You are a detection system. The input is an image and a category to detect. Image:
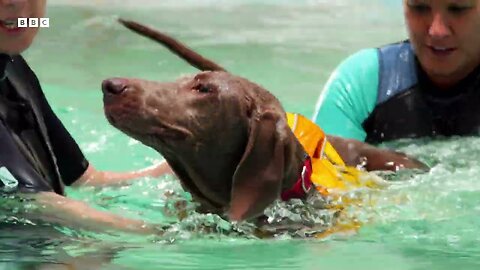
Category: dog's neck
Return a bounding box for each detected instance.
[164,146,244,208]
[281,138,309,192]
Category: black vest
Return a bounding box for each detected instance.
[363,41,480,144]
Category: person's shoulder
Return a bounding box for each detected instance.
[337,40,412,74]
[328,41,413,96]
[312,47,381,141]
[322,47,380,94]
[348,47,379,59]
[10,54,29,68]
[336,48,379,74]
[9,54,41,85]
[8,54,36,77]
[377,40,413,54]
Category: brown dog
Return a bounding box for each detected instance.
[101,19,426,223]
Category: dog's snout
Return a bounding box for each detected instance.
[102,78,128,95]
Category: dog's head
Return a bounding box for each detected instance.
[102,19,305,222]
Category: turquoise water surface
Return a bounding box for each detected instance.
[1,0,480,269]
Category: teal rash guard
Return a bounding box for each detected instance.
[312,49,379,141]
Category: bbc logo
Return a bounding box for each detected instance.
[17,18,50,28]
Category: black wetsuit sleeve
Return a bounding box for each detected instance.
[0,121,53,194]
[41,95,90,186]
[34,81,89,186]
[19,57,90,186]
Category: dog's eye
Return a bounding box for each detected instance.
[193,83,214,94]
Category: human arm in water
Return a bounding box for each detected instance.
[72,161,174,187]
[327,135,428,171]
[24,191,162,235]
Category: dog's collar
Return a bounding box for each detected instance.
[280,154,313,201]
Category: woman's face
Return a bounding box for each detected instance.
[0,0,47,55]
[404,0,480,88]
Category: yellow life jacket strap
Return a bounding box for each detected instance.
[286,112,357,193]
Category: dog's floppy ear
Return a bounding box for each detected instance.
[228,111,287,221]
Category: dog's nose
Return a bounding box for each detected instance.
[102,78,128,95]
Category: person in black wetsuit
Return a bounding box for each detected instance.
[312,0,480,144]
[0,0,172,234]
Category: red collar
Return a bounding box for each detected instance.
[280,155,313,201]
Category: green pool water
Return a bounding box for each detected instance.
[2,0,480,269]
